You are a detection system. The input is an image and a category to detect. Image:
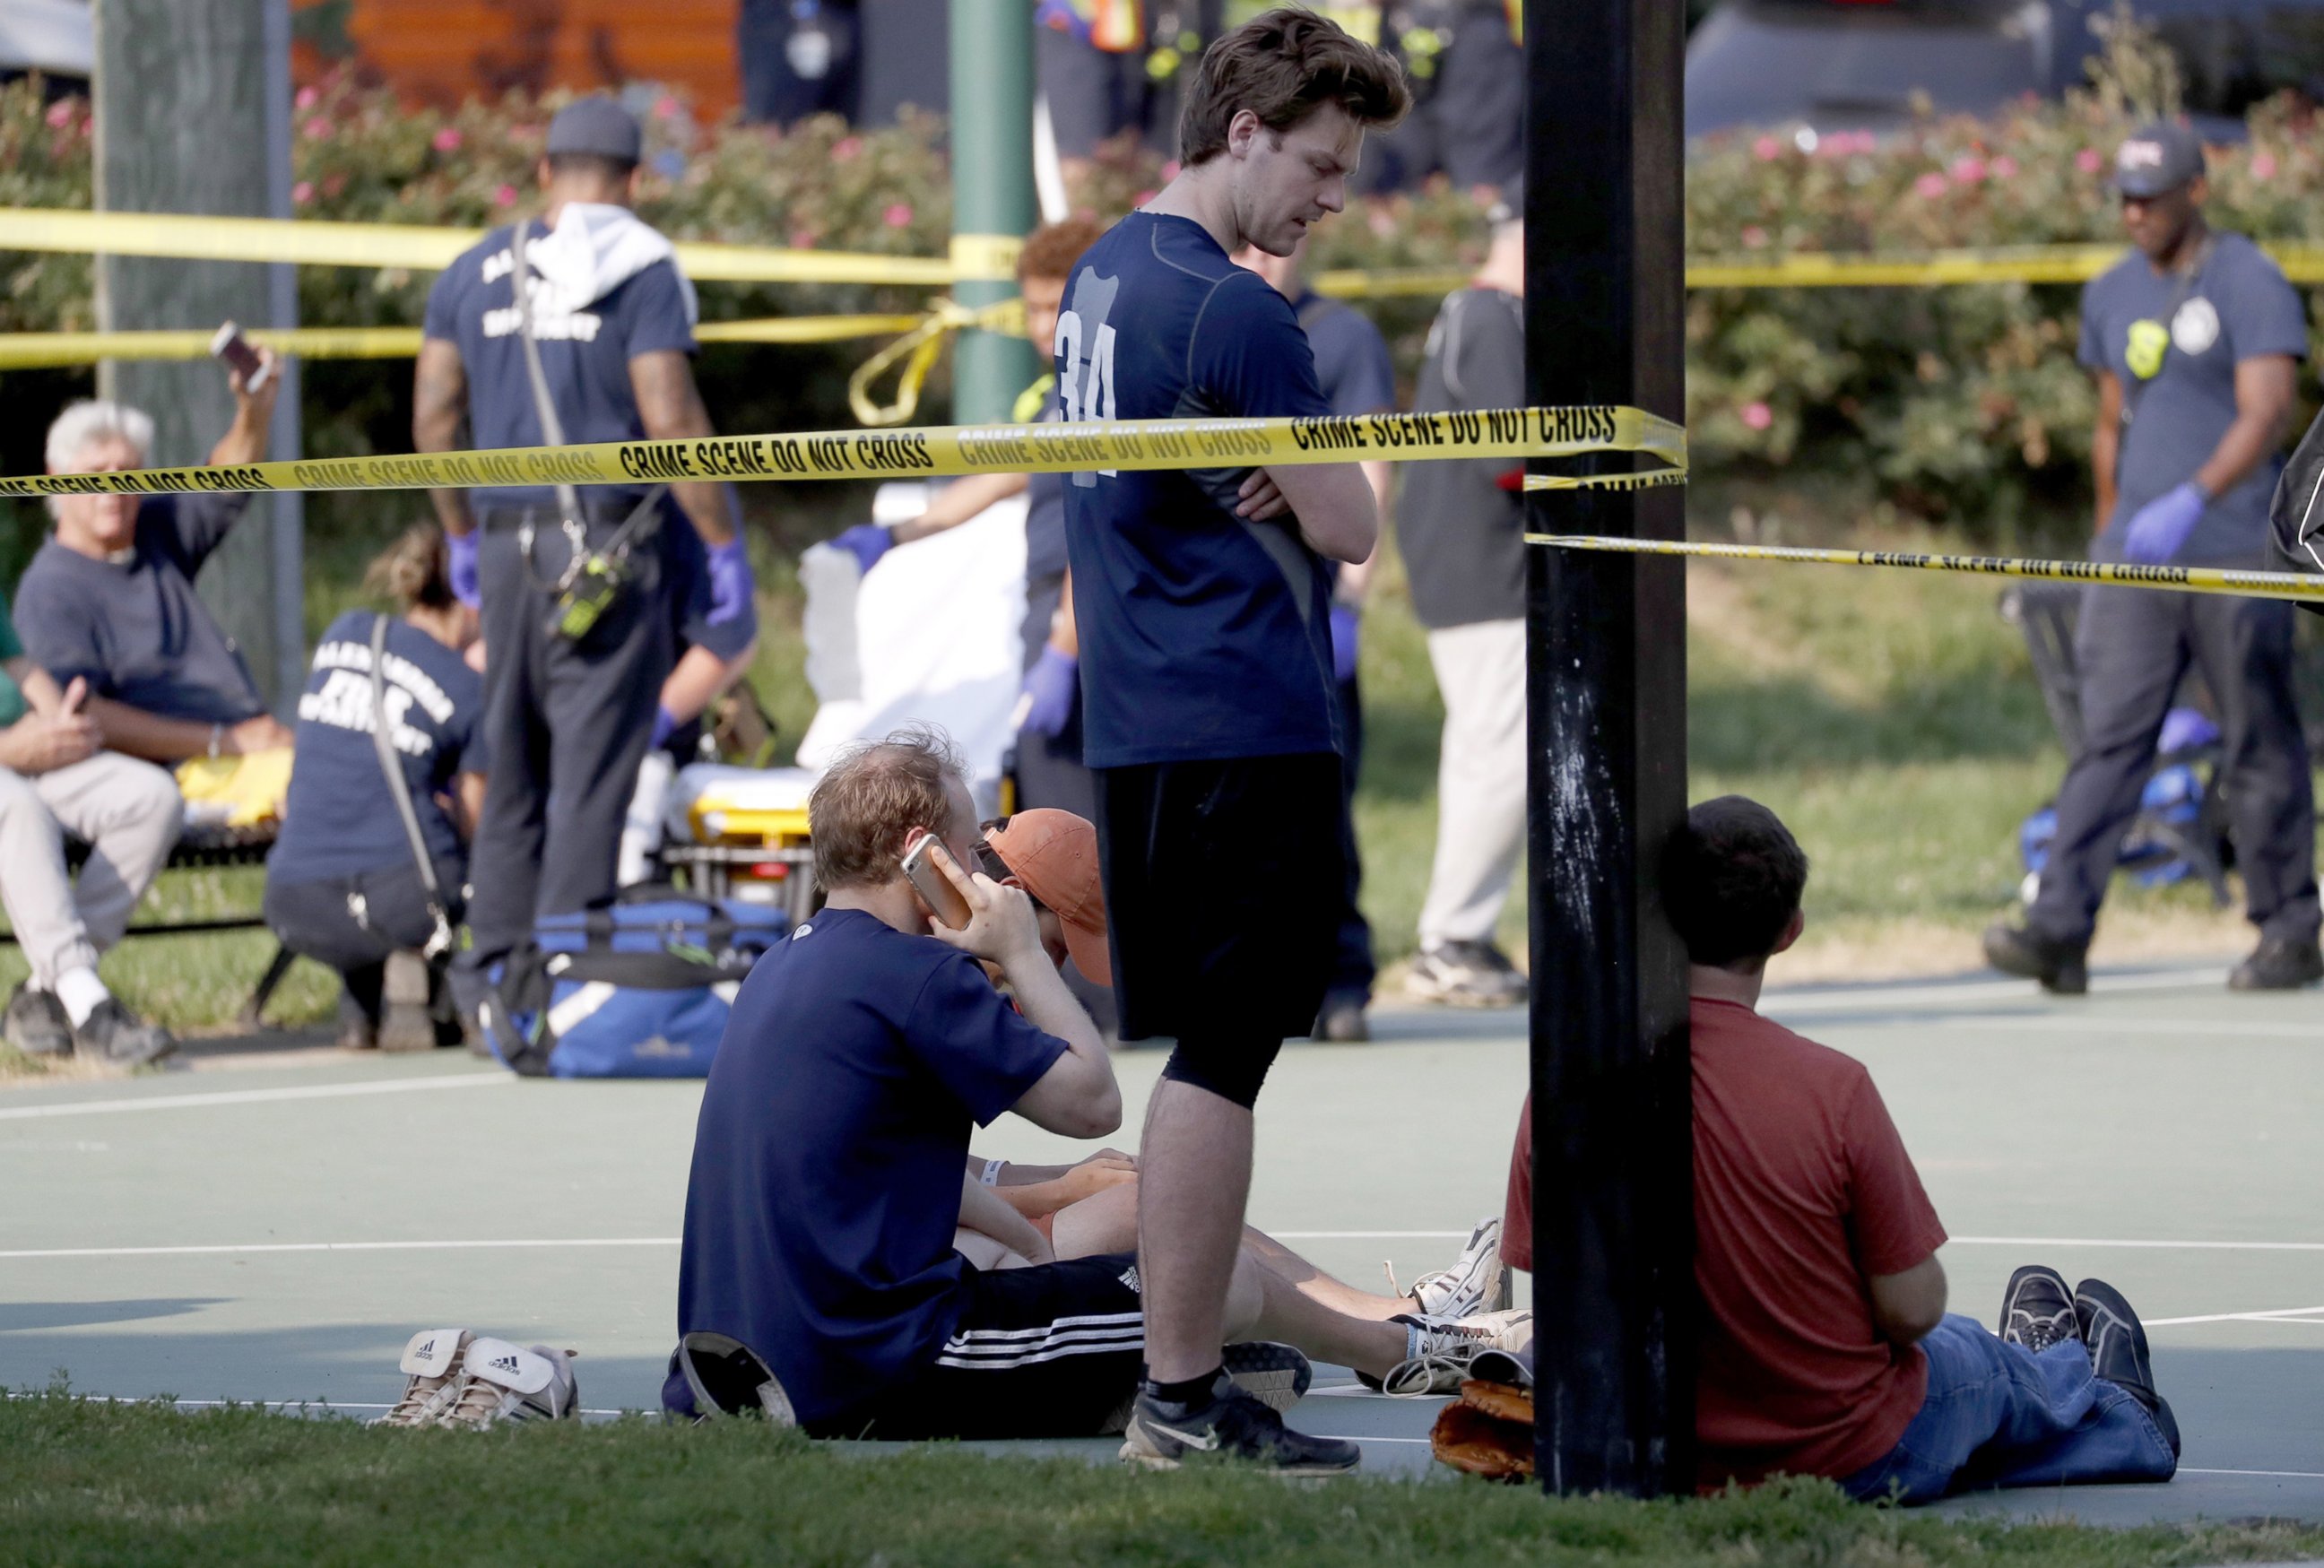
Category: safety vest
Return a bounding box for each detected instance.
[1037,0,1144,52]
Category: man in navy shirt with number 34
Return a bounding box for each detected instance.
[1057,7,1410,1473]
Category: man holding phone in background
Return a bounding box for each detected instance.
[1056,10,1408,1470]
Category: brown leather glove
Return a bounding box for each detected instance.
[1428,1380,1535,1481]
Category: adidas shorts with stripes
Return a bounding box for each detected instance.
[806,1252,1145,1441]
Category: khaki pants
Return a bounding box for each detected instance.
[0,752,183,987]
[1419,618,1527,949]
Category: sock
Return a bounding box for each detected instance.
[53,966,108,1029]
[1144,1368,1224,1409]
[1406,1322,1426,1361]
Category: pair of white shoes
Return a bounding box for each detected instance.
[375,1329,580,1429]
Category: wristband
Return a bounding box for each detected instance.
[980,1157,1006,1187]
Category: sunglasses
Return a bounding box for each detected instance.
[975,817,1046,910]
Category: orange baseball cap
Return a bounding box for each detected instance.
[984,809,1112,986]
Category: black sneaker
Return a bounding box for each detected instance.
[2229,936,2324,992]
[1311,992,1371,1044]
[72,998,176,1069]
[1981,920,2088,995]
[1998,1265,2079,1352]
[1119,1380,1360,1475]
[1222,1341,1313,1413]
[2074,1277,2181,1459]
[3,983,71,1057]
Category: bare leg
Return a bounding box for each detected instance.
[1049,1181,1140,1260]
[1138,1080,1253,1384]
[1242,1227,1413,1321]
[1219,1252,1407,1381]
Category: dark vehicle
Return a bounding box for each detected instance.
[1686,0,2324,140]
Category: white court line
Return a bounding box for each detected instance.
[0,1237,680,1260]
[1947,1236,2324,1252]
[1917,1017,2323,1040]
[0,1073,508,1121]
[2182,1468,2324,1481]
[1765,967,2223,1015]
[2146,1305,2324,1328]
[1269,1232,1468,1241]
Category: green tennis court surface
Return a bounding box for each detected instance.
[4,959,2320,1525]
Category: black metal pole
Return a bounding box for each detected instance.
[1523,0,1693,1499]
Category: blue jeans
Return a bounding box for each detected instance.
[1841,1315,2177,1503]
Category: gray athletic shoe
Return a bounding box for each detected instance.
[1406,941,1527,1007]
[437,1337,579,1429]
[1406,1217,1505,1320]
[1119,1380,1359,1475]
[377,951,438,1053]
[374,1328,476,1428]
[72,998,175,1069]
[1381,1307,1535,1396]
[4,983,71,1057]
[1222,1340,1313,1413]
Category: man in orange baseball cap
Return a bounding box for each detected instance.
[977,810,1112,988]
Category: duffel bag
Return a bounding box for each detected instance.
[480,886,787,1079]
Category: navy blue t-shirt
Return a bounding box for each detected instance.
[673,906,1067,1426]
[15,494,266,725]
[1057,212,1340,767]
[1292,290,1396,420]
[2079,231,2309,567]
[422,221,697,515]
[267,611,488,886]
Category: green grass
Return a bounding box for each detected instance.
[5,1390,2320,1567]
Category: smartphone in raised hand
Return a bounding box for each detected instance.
[901,832,974,930]
[209,322,273,393]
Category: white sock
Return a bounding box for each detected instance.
[1406,1321,1426,1360]
[53,967,109,1028]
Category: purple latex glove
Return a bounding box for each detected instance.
[2157,705,2221,757]
[651,705,679,749]
[706,538,754,627]
[2121,481,2207,565]
[833,523,894,576]
[1329,603,1360,685]
[1019,645,1079,738]
[447,528,481,610]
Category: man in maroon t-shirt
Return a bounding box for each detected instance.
[1504,797,2180,1502]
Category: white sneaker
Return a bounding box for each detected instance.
[1381,1308,1534,1397]
[1405,1218,1505,1320]
[374,1328,476,1427]
[438,1337,580,1428]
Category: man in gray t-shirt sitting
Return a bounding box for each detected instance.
[1985,123,2319,994]
[18,363,295,775]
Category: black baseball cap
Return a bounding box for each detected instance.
[2112,122,2204,199]
[545,96,643,165]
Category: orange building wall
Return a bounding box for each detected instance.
[294,0,742,120]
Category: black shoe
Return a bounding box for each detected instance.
[3,983,71,1057]
[1222,1341,1313,1413]
[1998,1265,2079,1353]
[72,998,176,1069]
[1311,992,1371,1044]
[1119,1380,1360,1474]
[2229,936,2324,992]
[1981,920,2088,995]
[2074,1277,2181,1459]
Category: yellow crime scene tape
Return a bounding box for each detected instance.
[1687,242,2324,289]
[0,405,1685,499]
[1524,533,2324,604]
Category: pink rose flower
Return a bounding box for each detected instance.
[1914,171,1948,199]
[791,228,818,249]
[883,202,914,228]
[1160,160,1181,181]
[494,183,517,207]
[432,126,463,152]
[291,180,315,204]
[1949,155,1987,184]
[303,116,332,141]
[832,135,863,162]
[43,100,72,128]
[2076,148,2103,174]
[1741,224,1768,249]
[1741,402,1773,431]
[1753,134,1781,161]
[2253,152,2278,181]
[1990,154,2017,180]
[295,85,319,110]
[655,95,679,120]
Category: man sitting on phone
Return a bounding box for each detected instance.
[668,727,1527,1466]
[19,358,297,814]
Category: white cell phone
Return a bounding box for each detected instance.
[210,322,273,393]
[901,834,973,930]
